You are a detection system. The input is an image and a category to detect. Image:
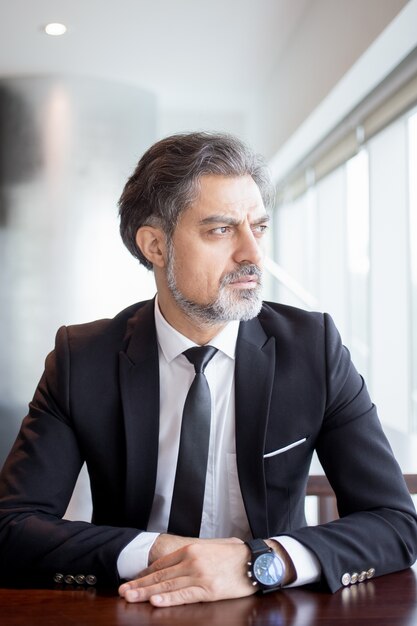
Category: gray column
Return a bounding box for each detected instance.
[0,76,156,463]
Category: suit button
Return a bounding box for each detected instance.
[85,575,97,585]
[75,575,85,585]
[64,575,75,585]
[53,573,64,584]
[350,572,359,584]
[358,571,367,582]
[341,573,351,586]
[366,568,375,579]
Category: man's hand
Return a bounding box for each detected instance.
[118,541,256,607]
[148,533,243,564]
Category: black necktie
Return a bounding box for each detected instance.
[167,345,218,536]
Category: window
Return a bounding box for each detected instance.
[270,106,417,434]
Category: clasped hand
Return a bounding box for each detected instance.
[118,535,255,607]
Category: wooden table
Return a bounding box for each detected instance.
[1,563,416,626]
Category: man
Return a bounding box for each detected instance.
[0,132,416,607]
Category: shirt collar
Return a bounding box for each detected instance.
[154,295,239,364]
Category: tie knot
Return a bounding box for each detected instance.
[183,345,218,374]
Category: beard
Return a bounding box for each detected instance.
[166,246,263,326]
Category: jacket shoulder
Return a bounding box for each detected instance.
[58,300,152,354]
[259,301,325,335]
[257,302,344,356]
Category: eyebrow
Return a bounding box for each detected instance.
[199,214,271,227]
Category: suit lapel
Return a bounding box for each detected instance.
[235,315,276,538]
[119,300,160,528]
[118,300,276,535]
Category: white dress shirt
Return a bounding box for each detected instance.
[117,298,320,586]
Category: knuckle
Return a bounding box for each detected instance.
[153,569,166,584]
[184,543,199,557]
[178,587,198,603]
[160,578,177,592]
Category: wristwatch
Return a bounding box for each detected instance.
[245,539,285,592]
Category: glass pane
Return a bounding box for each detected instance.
[273,189,318,308]
[346,150,370,379]
[316,166,347,339]
[409,110,417,432]
[367,119,409,433]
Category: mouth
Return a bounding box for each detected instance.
[221,265,263,291]
[228,275,260,288]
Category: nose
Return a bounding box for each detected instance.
[233,225,263,267]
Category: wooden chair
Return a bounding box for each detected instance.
[306,474,417,524]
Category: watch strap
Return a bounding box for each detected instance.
[245,538,272,557]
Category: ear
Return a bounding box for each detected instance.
[135,226,167,268]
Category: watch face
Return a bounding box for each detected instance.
[254,553,284,587]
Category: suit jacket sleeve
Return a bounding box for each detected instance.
[283,313,417,592]
[0,325,140,587]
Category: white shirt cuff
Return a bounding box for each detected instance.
[117,532,160,580]
[273,535,321,587]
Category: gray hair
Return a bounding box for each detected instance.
[118,131,275,269]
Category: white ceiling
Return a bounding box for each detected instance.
[0,0,309,111]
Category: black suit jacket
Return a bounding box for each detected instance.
[0,300,416,592]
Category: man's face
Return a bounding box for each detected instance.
[160,174,269,331]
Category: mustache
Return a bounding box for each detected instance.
[221,264,262,286]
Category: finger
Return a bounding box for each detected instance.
[123,576,193,603]
[119,560,189,598]
[149,586,207,607]
[119,552,185,597]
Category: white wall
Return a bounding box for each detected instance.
[250,0,408,158]
[157,106,246,141]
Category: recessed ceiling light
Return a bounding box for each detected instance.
[44,23,67,36]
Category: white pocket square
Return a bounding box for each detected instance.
[263,437,307,459]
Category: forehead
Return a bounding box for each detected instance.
[186,174,266,221]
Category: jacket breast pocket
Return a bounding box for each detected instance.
[263,437,307,459]
[263,435,312,490]
[263,435,312,532]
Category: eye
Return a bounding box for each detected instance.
[252,223,269,234]
[210,226,231,235]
